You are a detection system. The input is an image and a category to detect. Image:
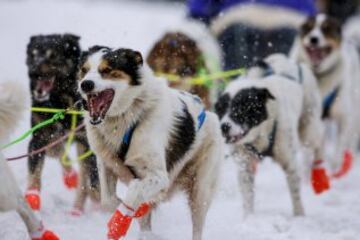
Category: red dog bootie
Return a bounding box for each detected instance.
[25,188,41,211]
[63,168,78,189]
[332,150,353,179]
[134,203,150,218]
[311,160,330,194]
[33,230,59,240]
[31,224,59,240]
[107,203,150,240]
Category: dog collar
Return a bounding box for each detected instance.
[256,60,303,84]
[322,87,340,119]
[244,121,277,159]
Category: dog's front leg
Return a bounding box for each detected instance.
[277,145,304,216]
[107,155,168,239]
[234,147,257,217]
[97,159,121,212]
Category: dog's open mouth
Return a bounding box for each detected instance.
[33,78,55,102]
[87,89,115,125]
[225,131,248,144]
[305,46,332,66]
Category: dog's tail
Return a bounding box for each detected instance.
[0,81,27,141]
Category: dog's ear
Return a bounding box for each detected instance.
[29,35,42,43]
[131,50,143,66]
[63,34,80,44]
[63,34,81,57]
[259,88,275,101]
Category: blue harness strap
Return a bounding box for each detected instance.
[122,126,134,145]
[197,109,206,130]
[322,87,339,118]
[118,124,137,160]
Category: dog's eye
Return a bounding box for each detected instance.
[32,49,38,57]
[46,49,53,58]
[301,22,314,36]
[80,67,88,74]
[100,67,112,74]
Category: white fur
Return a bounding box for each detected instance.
[80,59,223,240]
[0,81,43,237]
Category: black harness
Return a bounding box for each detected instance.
[243,61,301,158]
[245,121,277,159]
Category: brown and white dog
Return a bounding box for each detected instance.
[147,20,222,108]
[0,81,58,240]
[292,14,360,173]
[78,46,222,239]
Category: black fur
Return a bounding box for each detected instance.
[27,34,81,100]
[214,93,230,120]
[229,88,274,129]
[26,34,99,195]
[166,104,196,171]
[103,48,143,85]
[215,88,275,136]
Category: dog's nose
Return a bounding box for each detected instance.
[310,36,319,45]
[221,123,231,134]
[81,80,95,93]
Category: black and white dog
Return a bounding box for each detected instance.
[215,54,324,216]
[292,14,360,172]
[26,34,99,214]
[77,46,222,239]
[0,81,58,240]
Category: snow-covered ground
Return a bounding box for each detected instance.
[0,1,360,239]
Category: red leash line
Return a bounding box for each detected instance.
[6,124,85,161]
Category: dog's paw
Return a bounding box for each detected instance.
[63,168,78,189]
[107,209,133,240]
[25,188,41,211]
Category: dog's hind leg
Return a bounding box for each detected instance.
[27,137,46,191]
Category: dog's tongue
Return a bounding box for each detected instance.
[307,47,327,66]
[88,90,114,123]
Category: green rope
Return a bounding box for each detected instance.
[1,111,65,150]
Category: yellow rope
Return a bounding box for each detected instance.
[155,67,246,87]
[77,150,94,162]
[31,107,83,115]
[61,113,78,167]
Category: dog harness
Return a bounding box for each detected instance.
[245,121,277,159]
[322,87,339,119]
[257,60,304,84]
[117,108,207,176]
